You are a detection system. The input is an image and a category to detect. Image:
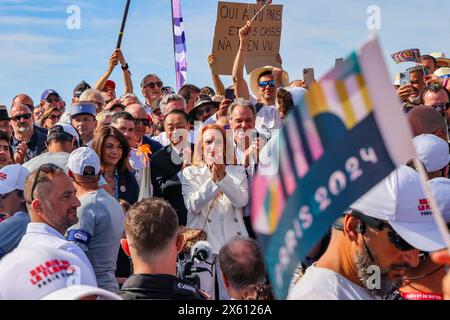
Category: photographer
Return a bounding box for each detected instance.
[119,198,204,300]
[397,66,426,107]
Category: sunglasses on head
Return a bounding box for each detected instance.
[11,113,32,122]
[143,81,163,89]
[29,163,61,202]
[258,80,276,88]
[134,118,151,127]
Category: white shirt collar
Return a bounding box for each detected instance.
[26,222,65,240]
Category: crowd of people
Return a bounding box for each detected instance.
[0,19,449,300]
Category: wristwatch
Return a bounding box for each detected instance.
[121,63,129,70]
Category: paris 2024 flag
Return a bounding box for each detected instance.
[251,37,416,299]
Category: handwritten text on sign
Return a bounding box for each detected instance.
[211,2,283,75]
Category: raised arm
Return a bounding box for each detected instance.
[208,54,226,96]
[95,50,118,91]
[232,21,251,100]
[116,49,133,94]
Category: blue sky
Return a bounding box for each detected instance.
[1,0,450,106]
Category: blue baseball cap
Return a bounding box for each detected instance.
[40,89,60,101]
[69,102,97,118]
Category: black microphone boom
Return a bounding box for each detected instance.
[116,0,131,49]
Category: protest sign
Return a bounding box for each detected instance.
[251,37,416,299]
[211,1,283,75]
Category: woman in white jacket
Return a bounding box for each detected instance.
[180,124,249,255]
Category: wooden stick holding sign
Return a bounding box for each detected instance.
[116,0,131,49]
[250,0,272,22]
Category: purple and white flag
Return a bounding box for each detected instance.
[172,0,187,91]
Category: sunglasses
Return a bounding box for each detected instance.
[143,81,163,89]
[49,114,61,121]
[46,96,61,103]
[258,80,276,88]
[134,118,151,127]
[29,163,61,202]
[431,102,450,112]
[357,213,415,252]
[195,105,214,117]
[11,113,32,122]
[0,190,17,200]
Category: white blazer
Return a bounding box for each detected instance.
[180,165,249,254]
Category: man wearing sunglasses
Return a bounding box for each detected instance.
[422,84,450,137]
[141,74,164,115]
[9,104,47,164]
[124,104,163,154]
[12,93,48,136]
[288,166,446,300]
[40,89,65,113]
[0,164,30,258]
[232,20,287,139]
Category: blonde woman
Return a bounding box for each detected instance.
[180,124,248,255]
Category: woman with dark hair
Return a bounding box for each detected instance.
[92,126,139,205]
[0,130,14,169]
[180,123,248,255]
[39,106,62,129]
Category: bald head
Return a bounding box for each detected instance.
[124,103,146,119]
[12,94,34,108]
[407,105,447,140]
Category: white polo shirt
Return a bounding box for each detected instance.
[18,223,97,284]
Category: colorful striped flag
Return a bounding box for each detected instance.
[251,37,417,299]
[171,0,187,91]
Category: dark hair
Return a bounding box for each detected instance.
[421,83,450,104]
[240,283,274,300]
[276,88,294,116]
[219,238,267,291]
[178,84,201,104]
[0,130,14,164]
[111,111,134,124]
[420,55,437,68]
[165,109,188,123]
[92,126,130,172]
[125,197,179,255]
[258,70,273,82]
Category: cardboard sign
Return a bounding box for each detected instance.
[211,1,283,75]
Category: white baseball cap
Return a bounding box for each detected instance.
[41,285,122,300]
[350,165,446,252]
[428,177,450,223]
[0,164,30,194]
[67,147,101,176]
[0,246,97,300]
[413,134,450,172]
[48,123,80,145]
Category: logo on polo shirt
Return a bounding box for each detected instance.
[418,199,432,216]
[0,172,7,181]
[29,259,72,289]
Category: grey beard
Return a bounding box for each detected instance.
[355,246,403,298]
[17,125,30,133]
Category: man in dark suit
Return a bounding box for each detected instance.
[151,110,191,226]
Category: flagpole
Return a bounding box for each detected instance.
[413,158,450,255]
[170,0,179,91]
[116,0,131,49]
[250,0,271,22]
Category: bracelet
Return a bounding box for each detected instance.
[121,63,129,70]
